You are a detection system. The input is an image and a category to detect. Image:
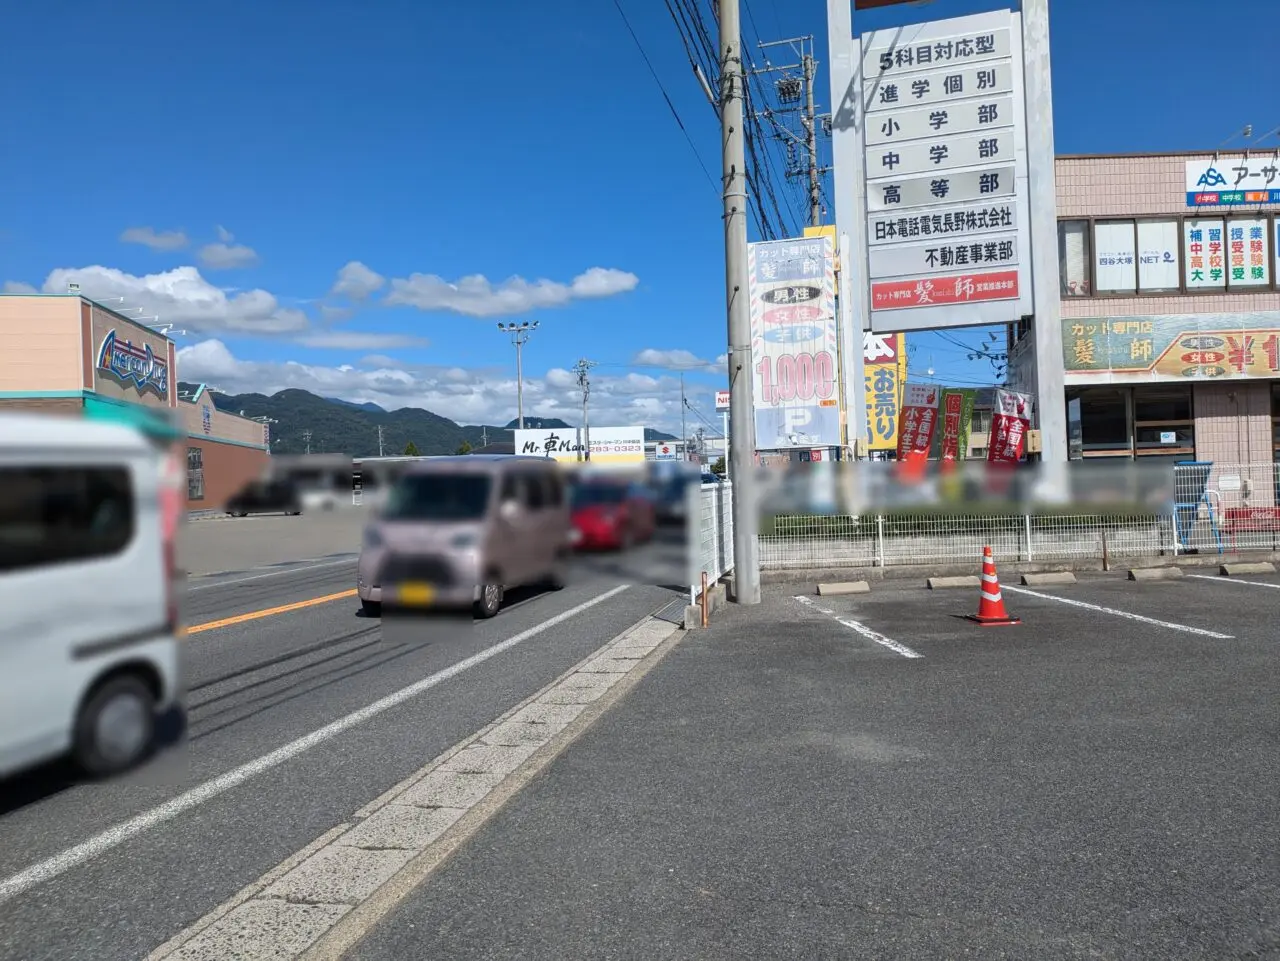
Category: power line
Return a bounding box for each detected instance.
[613,0,718,192]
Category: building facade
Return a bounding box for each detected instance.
[1007,152,1280,475]
[0,294,270,510]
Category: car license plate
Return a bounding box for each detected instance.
[396,582,435,606]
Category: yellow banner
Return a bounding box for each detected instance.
[864,333,908,450]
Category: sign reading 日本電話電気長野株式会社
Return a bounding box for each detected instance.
[853,9,1036,334]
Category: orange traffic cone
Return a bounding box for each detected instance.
[964,545,1021,626]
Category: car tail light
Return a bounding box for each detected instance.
[159,449,184,635]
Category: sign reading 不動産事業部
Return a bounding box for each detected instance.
[1185,155,1280,207]
[855,9,1035,334]
[96,329,169,398]
[746,235,841,450]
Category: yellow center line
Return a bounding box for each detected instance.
[186,589,359,636]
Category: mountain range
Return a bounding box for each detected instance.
[184,383,676,457]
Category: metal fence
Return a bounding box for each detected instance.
[690,481,734,603]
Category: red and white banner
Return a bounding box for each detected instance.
[896,383,940,468]
[938,390,965,471]
[871,270,1019,311]
[987,388,1032,465]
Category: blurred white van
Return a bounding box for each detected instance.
[0,412,184,779]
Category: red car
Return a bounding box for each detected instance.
[570,479,656,550]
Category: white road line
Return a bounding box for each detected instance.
[0,584,630,907]
[1188,574,1280,590]
[1001,585,1234,638]
[187,557,356,591]
[794,595,922,659]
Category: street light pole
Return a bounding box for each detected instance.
[496,321,539,430]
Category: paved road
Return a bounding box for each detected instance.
[0,531,689,961]
[348,570,1280,961]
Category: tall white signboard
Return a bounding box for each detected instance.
[856,10,1035,334]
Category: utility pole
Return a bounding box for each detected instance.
[377,425,385,458]
[572,358,596,461]
[302,430,312,456]
[721,0,761,605]
[751,36,831,227]
[680,373,688,463]
[496,321,539,430]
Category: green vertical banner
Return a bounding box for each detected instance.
[936,388,976,471]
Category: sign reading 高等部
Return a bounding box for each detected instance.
[856,9,1035,334]
[747,235,841,449]
[1185,155,1280,207]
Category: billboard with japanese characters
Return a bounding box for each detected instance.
[863,332,909,450]
[747,235,842,449]
[1062,312,1280,385]
[1184,155,1280,207]
[853,9,1035,333]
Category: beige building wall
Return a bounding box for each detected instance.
[0,296,83,392]
[178,399,269,449]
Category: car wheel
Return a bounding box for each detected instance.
[475,582,503,619]
[72,674,156,778]
[361,599,382,617]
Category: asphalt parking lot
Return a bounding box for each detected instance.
[348,567,1280,961]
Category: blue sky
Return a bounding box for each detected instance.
[2,0,1276,432]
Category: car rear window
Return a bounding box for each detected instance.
[383,473,493,521]
[572,483,627,507]
[0,466,135,573]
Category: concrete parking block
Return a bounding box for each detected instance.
[337,804,467,851]
[1128,567,1184,581]
[397,769,506,809]
[1020,571,1077,586]
[1221,562,1276,576]
[263,845,414,905]
[437,742,540,776]
[816,581,871,596]
[165,899,351,961]
[927,575,981,590]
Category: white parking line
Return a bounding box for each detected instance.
[0,584,630,907]
[187,557,357,591]
[794,595,922,659]
[1188,574,1280,590]
[1001,586,1234,638]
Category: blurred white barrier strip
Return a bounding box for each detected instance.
[794,595,922,659]
[1002,586,1234,638]
[0,585,630,907]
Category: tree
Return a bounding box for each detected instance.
[711,456,726,477]
[403,441,421,456]
[456,440,473,455]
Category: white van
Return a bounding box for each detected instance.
[0,412,184,779]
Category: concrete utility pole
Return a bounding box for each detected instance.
[752,36,831,228]
[680,372,688,462]
[720,0,761,605]
[496,321,539,430]
[377,425,385,458]
[572,358,596,462]
[302,430,312,456]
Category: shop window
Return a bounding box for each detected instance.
[1058,220,1091,297]
[1184,218,1226,290]
[0,467,134,573]
[1072,387,1131,456]
[1226,217,1271,289]
[187,447,205,501]
[1136,218,1180,292]
[1134,385,1193,456]
[1093,221,1137,294]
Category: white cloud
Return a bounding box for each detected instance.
[175,339,709,432]
[199,243,260,270]
[330,261,386,301]
[3,280,38,294]
[294,331,429,350]
[633,348,725,375]
[39,265,308,334]
[383,266,639,317]
[121,226,189,251]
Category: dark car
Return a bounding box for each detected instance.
[225,478,302,517]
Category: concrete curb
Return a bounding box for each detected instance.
[1128,567,1184,581]
[1220,561,1276,576]
[816,581,871,596]
[684,577,730,629]
[927,575,981,590]
[1020,571,1077,586]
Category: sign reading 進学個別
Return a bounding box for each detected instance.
[854,10,1035,334]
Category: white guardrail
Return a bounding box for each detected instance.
[690,480,734,605]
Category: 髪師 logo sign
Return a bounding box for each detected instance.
[96,329,169,398]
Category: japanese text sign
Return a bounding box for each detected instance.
[863,332,907,450]
[1185,155,1280,206]
[987,388,1031,466]
[896,382,941,464]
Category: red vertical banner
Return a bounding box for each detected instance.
[896,383,940,480]
[938,390,965,474]
[987,388,1032,466]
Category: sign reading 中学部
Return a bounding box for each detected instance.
[856,9,1034,334]
[746,235,841,450]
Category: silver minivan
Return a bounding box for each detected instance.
[357,455,573,618]
[0,412,184,779]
